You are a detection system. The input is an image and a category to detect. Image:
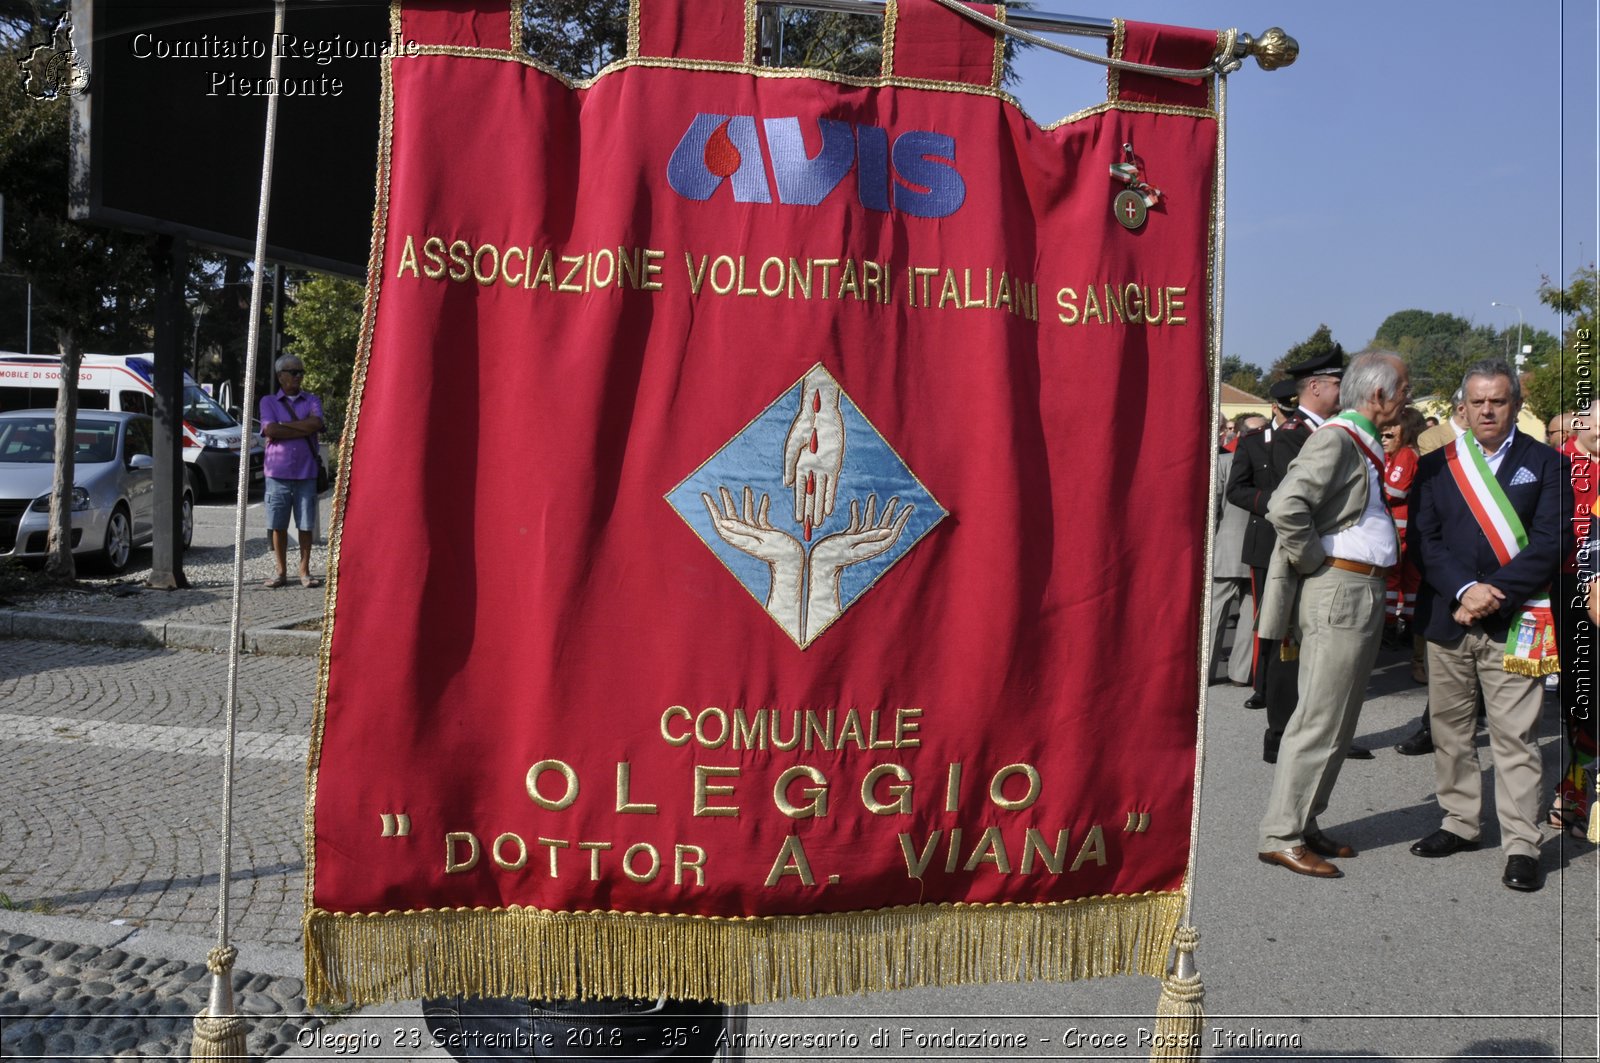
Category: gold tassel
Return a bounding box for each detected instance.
[189,945,249,1060]
[1588,804,1599,845]
[190,1014,248,1060]
[1148,925,1204,1063]
[1279,641,1298,662]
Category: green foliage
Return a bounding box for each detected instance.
[283,274,363,445]
[1526,265,1599,421]
[1371,309,1508,401]
[1266,324,1344,385]
[0,36,154,350]
[1219,354,1264,396]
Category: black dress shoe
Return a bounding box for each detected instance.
[1410,829,1478,858]
[1395,728,1433,756]
[1303,829,1356,859]
[1345,744,1375,760]
[1503,855,1541,892]
[1243,692,1266,710]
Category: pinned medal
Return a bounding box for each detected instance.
[1110,144,1162,231]
[1113,188,1147,230]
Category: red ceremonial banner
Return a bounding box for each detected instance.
[306,0,1222,1006]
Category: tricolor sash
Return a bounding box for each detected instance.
[1325,411,1385,479]
[1444,435,1559,676]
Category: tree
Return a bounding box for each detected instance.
[1526,264,1598,421]
[1371,309,1502,400]
[519,0,629,79]
[519,0,1027,82]
[1,25,156,577]
[282,274,362,449]
[1266,324,1344,385]
[1219,353,1264,396]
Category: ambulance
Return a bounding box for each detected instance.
[0,353,264,496]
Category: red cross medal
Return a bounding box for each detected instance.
[1114,188,1147,230]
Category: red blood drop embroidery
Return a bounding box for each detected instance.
[703,122,741,178]
[809,429,818,454]
[813,392,822,413]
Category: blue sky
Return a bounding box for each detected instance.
[1010,1,1598,369]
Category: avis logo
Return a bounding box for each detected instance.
[667,114,966,219]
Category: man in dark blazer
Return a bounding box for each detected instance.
[1226,386,1295,710]
[1409,359,1573,893]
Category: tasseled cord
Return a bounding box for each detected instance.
[1149,926,1205,1062]
[1588,804,1599,844]
[189,2,287,1059]
[190,946,248,1060]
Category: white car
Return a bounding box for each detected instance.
[0,409,193,573]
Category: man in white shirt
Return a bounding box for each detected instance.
[1255,352,1411,878]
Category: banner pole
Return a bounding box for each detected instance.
[758,0,1297,67]
[190,0,287,1058]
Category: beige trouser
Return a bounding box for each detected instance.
[1426,629,1545,858]
[1209,576,1254,685]
[1259,565,1386,851]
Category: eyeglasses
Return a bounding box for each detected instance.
[281,368,305,376]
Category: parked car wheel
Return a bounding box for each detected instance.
[100,504,133,573]
[181,488,195,551]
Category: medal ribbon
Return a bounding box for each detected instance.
[1109,160,1163,207]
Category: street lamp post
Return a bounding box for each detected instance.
[1490,300,1525,369]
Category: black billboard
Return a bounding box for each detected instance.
[69,0,391,276]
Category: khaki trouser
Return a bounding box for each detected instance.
[1259,565,1386,851]
[1426,629,1545,858]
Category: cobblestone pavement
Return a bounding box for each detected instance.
[0,932,322,1060]
[0,636,336,1060]
[1,640,311,944]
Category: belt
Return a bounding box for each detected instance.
[1327,557,1389,577]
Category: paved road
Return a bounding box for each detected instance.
[0,560,1595,1060]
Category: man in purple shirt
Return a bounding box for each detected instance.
[259,354,325,588]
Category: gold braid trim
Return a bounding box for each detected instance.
[989,4,1006,91]
[625,0,641,60]
[304,892,1184,1007]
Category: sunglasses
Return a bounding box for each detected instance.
[281,368,305,376]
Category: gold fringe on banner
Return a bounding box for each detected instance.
[1148,925,1204,1062]
[1588,804,1599,845]
[1502,655,1560,678]
[304,892,1184,1007]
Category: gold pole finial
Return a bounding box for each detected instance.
[1242,27,1298,71]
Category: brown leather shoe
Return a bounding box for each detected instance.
[1258,845,1343,878]
[1303,829,1356,859]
